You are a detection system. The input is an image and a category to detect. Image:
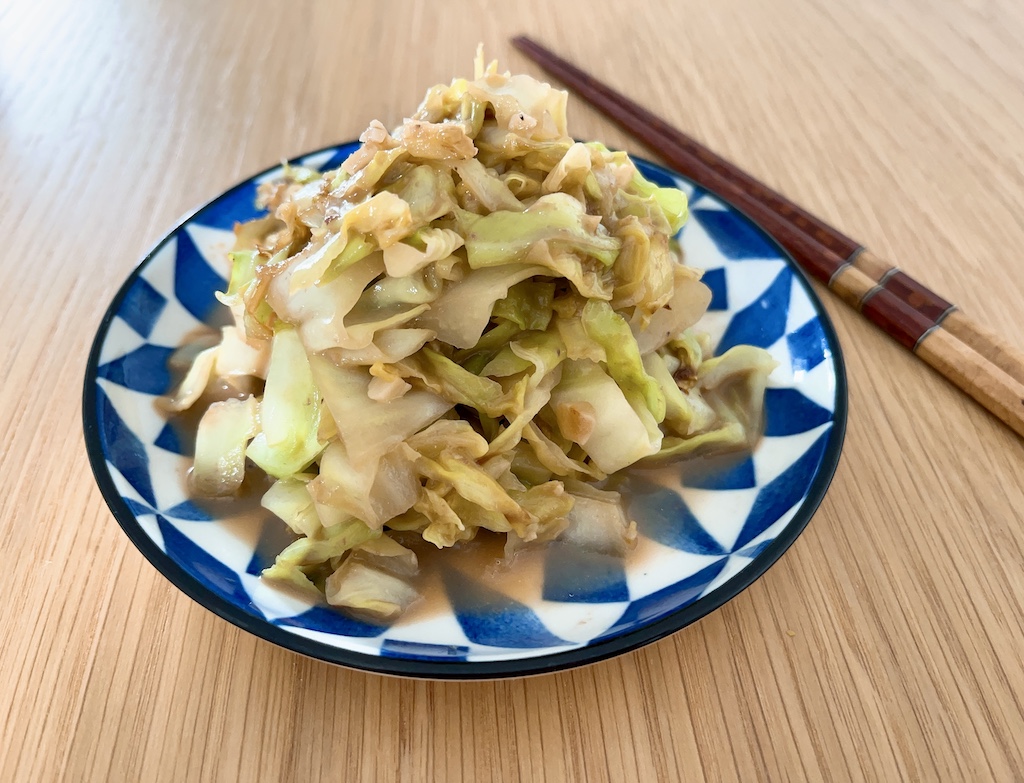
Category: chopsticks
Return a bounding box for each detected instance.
[511,35,1024,439]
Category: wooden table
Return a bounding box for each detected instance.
[3,0,1024,779]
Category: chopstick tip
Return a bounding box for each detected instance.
[510,34,539,52]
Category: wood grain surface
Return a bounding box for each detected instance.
[2,0,1024,780]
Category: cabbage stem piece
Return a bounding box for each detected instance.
[190,396,258,496]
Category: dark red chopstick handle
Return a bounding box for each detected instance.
[878,270,955,324]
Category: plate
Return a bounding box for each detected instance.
[83,142,846,679]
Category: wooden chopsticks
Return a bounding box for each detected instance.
[511,35,1024,439]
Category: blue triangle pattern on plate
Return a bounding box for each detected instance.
[275,605,385,638]
[733,430,830,550]
[692,207,778,260]
[626,479,727,556]
[735,538,774,558]
[595,559,727,641]
[541,544,630,603]
[123,496,154,518]
[118,277,167,339]
[196,181,263,230]
[680,456,757,490]
[153,422,185,454]
[379,639,470,661]
[97,344,174,395]
[444,570,569,648]
[764,388,834,437]
[162,500,213,521]
[716,267,792,351]
[702,267,728,311]
[174,229,227,322]
[157,515,262,616]
[96,386,156,506]
[244,549,269,577]
[787,317,829,372]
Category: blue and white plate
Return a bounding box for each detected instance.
[83,142,846,679]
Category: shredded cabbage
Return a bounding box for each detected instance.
[165,52,777,621]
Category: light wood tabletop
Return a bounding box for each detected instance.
[3,0,1024,780]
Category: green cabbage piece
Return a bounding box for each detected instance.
[522,422,604,480]
[339,147,408,200]
[415,488,473,548]
[630,169,689,235]
[226,249,257,297]
[479,345,533,377]
[397,347,524,418]
[308,354,452,464]
[190,396,258,496]
[460,193,621,268]
[555,316,607,363]
[699,345,778,436]
[389,163,459,223]
[382,227,464,278]
[642,351,698,437]
[270,255,385,353]
[287,191,414,291]
[260,563,319,595]
[416,452,527,526]
[513,481,574,531]
[549,359,662,474]
[560,492,636,556]
[542,142,592,195]
[329,328,436,367]
[466,71,569,140]
[454,158,525,213]
[454,319,522,369]
[321,235,377,285]
[492,279,555,331]
[245,328,325,478]
[509,442,555,487]
[405,419,489,461]
[271,519,379,567]
[261,475,320,537]
[445,493,511,535]
[325,563,419,620]
[310,440,420,529]
[643,423,749,463]
[581,299,666,423]
[631,266,712,355]
[412,264,546,349]
[161,345,217,412]
[262,518,379,595]
[610,216,674,317]
[214,326,268,380]
[488,330,566,455]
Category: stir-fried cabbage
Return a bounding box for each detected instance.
[167,52,776,622]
